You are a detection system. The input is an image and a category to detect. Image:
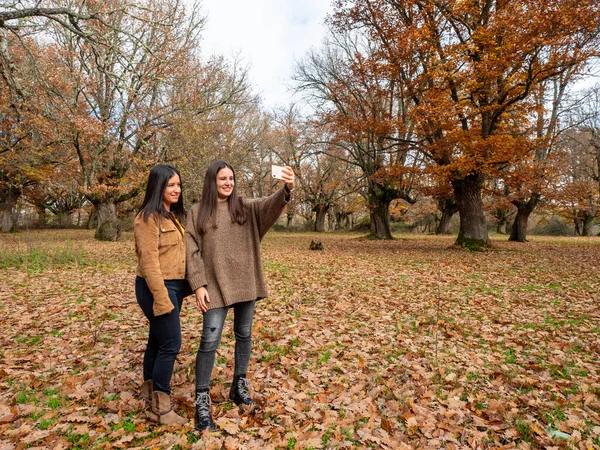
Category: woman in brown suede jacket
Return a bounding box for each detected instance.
[134,164,189,426]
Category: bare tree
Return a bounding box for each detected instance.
[0,0,254,238]
[555,85,600,235]
[1,0,124,102]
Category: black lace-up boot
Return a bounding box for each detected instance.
[229,375,255,407]
[194,389,215,432]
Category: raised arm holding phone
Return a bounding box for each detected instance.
[185,160,295,432]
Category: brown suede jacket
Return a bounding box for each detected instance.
[134,212,186,316]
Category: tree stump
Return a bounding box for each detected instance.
[309,240,323,250]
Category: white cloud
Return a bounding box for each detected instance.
[196,0,330,109]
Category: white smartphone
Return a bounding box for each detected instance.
[271,165,285,180]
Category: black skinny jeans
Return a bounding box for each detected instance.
[135,276,185,395]
[195,300,256,391]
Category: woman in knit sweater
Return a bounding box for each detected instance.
[186,160,295,432]
[134,164,189,426]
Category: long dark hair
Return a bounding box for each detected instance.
[139,164,185,222]
[196,160,246,233]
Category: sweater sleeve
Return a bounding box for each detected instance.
[134,214,174,316]
[185,204,209,292]
[250,187,288,239]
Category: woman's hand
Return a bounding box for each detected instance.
[281,166,295,191]
[194,286,210,313]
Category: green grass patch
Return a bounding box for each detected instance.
[264,259,289,274]
[547,362,586,380]
[317,350,331,366]
[16,391,32,404]
[543,406,566,427]
[46,396,64,409]
[504,348,517,364]
[37,418,56,430]
[0,240,88,271]
[66,431,90,449]
[515,419,532,442]
[466,372,481,381]
[259,344,290,362]
[14,334,42,345]
[116,418,136,432]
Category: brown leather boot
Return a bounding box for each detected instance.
[141,380,152,409]
[148,390,188,425]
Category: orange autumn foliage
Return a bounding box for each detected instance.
[330,0,600,245]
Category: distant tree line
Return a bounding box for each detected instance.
[1,0,599,244]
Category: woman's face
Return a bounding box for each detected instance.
[216,167,234,201]
[163,173,181,210]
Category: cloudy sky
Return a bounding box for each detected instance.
[197,0,331,109]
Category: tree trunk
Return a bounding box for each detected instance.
[497,221,507,234]
[335,212,343,230]
[426,216,436,233]
[0,189,20,233]
[509,195,540,242]
[286,211,293,228]
[314,206,328,232]
[581,210,596,236]
[574,217,582,236]
[436,197,457,234]
[452,173,490,248]
[35,205,49,226]
[366,180,394,239]
[335,211,349,230]
[87,209,96,229]
[94,201,121,241]
[369,198,392,239]
[327,212,335,231]
[57,212,73,228]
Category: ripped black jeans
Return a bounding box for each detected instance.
[195,300,256,390]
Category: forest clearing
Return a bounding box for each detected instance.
[1,230,599,449]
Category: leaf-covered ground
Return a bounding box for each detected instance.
[0,230,599,449]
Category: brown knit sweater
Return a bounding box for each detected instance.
[185,187,288,310]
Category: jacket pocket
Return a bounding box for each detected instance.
[159,228,179,247]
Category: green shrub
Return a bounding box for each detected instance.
[530,216,571,236]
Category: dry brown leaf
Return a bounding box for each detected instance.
[0,405,16,425]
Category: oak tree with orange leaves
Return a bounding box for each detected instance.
[331,0,600,247]
[0,37,66,232]
[295,32,420,239]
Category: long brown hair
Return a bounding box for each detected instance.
[196,160,247,233]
